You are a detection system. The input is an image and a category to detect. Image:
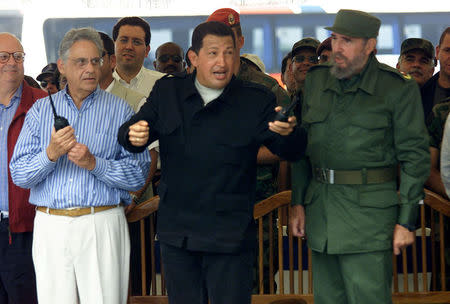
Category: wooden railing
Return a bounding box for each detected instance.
[126,189,450,304]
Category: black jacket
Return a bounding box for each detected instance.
[118,73,306,253]
[421,72,440,122]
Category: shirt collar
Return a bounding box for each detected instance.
[1,83,23,109]
[179,71,238,105]
[113,66,145,86]
[62,85,100,111]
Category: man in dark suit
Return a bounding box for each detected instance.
[118,21,306,304]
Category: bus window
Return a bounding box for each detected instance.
[252,28,265,60]
[0,10,23,40]
[404,24,422,39]
[316,27,330,43]
[276,26,303,55]
[149,29,173,67]
[378,24,394,51]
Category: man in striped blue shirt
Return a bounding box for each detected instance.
[10,28,150,304]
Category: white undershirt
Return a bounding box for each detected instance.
[194,77,223,105]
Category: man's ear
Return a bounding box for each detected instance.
[188,49,198,68]
[238,35,245,49]
[365,38,377,56]
[145,45,150,57]
[110,54,117,70]
[57,58,65,75]
[153,60,157,69]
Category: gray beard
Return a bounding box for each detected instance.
[330,52,368,79]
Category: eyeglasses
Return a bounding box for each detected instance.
[293,54,318,64]
[40,80,57,88]
[0,51,25,63]
[157,54,182,63]
[319,54,329,63]
[68,57,103,68]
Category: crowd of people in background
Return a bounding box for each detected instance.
[0,6,449,304]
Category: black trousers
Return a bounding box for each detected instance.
[0,219,37,304]
[160,242,254,304]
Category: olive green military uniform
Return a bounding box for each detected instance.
[292,52,430,303]
[238,59,290,293]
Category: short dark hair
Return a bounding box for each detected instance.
[439,27,450,47]
[112,16,151,46]
[281,52,292,74]
[185,47,193,67]
[98,31,115,55]
[191,21,235,54]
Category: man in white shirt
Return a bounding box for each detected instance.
[98,31,145,112]
[112,16,164,97]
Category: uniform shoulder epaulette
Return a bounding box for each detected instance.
[378,62,413,81]
[160,71,187,80]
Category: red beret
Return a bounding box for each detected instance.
[207,8,240,27]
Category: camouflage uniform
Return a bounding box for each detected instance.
[427,99,450,290]
[237,59,289,293]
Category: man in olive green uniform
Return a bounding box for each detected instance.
[207,8,291,293]
[290,10,430,304]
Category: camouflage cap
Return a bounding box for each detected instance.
[325,9,381,38]
[241,53,266,73]
[401,38,435,58]
[207,8,240,27]
[291,37,320,56]
[317,37,332,56]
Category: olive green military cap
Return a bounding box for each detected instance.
[325,9,381,38]
[401,38,435,59]
[291,37,320,55]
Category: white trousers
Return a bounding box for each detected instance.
[32,206,130,304]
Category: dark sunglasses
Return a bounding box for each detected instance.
[40,79,58,88]
[320,54,329,62]
[293,54,319,64]
[157,54,182,63]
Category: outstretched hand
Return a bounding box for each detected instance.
[269,106,297,136]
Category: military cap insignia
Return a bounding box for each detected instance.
[228,13,235,25]
[400,71,412,79]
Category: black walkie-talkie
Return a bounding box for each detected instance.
[48,91,70,131]
[273,95,299,122]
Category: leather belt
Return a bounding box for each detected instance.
[36,205,120,217]
[313,167,396,185]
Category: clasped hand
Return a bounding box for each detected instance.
[46,126,96,170]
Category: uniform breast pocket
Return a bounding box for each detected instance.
[89,133,117,158]
[348,114,390,160]
[303,107,330,150]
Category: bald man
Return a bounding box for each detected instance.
[0,32,47,304]
[153,42,185,74]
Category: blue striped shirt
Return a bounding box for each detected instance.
[9,87,150,208]
[0,84,22,211]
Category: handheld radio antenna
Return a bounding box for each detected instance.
[48,91,70,131]
[273,94,299,122]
